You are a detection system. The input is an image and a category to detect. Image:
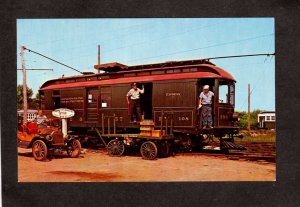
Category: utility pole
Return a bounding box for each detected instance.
[21,45,27,124]
[248,83,251,132]
[98,45,101,65]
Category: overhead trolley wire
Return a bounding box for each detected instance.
[55,20,228,63]
[127,33,274,63]
[103,20,227,54]
[23,47,83,74]
[206,53,275,61]
[48,21,158,54]
[25,21,157,47]
[238,55,274,110]
[17,68,53,71]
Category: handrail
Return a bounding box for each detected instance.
[101,113,117,135]
[159,110,174,136]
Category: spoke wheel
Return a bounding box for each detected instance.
[159,141,170,158]
[107,139,125,156]
[67,139,81,158]
[140,141,158,160]
[32,140,48,161]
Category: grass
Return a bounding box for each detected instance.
[211,134,276,143]
[237,134,276,143]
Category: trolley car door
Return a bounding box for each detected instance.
[86,87,99,122]
[139,82,153,120]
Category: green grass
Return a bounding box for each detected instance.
[237,134,276,143]
[211,134,276,143]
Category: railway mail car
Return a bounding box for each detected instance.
[39,59,242,151]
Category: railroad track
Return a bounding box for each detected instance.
[177,141,276,163]
[86,141,276,163]
[177,150,275,163]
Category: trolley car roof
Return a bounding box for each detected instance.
[40,61,235,91]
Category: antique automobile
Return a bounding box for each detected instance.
[17,109,81,161]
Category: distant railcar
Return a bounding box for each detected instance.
[39,59,244,156]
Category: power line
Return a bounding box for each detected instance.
[127,33,274,63]
[23,47,83,74]
[103,20,227,54]
[70,34,275,70]
[54,20,227,63]
[238,56,273,110]
[25,21,157,47]
[17,68,53,71]
[47,21,158,54]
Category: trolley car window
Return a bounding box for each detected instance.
[218,82,235,106]
[98,75,110,80]
[151,70,164,75]
[101,94,111,108]
[76,77,86,82]
[137,72,150,76]
[124,73,136,77]
[173,69,181,73]
[65,79,75,83]
[219,84,229,103]
[229,84,235,106]
[100,86,111,108]
[87,93,97,103]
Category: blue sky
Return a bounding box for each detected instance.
[17,18,275,111]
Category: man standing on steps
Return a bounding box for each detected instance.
[198,85,214,129]
[126,82,144,123]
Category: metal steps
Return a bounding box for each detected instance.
[221,140,247,150]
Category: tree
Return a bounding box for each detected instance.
[17,84,39,109]
[250,109,261,129]
[30,91,40,109]
[237,111,248,130]
[236,109,262,130]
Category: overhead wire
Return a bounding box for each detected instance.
[68,29,273,69]
[57,20,228,64]
[48,21,158,54]
[102,20,227,54]
[23,47,83,74]
[238,55,274,110]
[126,33,274,64]
[25,20,157,47]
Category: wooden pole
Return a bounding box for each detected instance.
[98,45,100,65]
[21,45,27,124]
[248,83,251,132]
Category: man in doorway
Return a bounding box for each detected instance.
[198,85,214,129]
[126,83,144,123]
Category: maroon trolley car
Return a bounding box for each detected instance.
[39,59,245,159]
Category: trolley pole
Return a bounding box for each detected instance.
[248,83,251,132]
[21,45,28,124]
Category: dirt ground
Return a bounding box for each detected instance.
[18,147,275,182]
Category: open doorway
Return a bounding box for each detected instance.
[139,82,153,120]
[86,87,99,122]
[52,90,61,109]
[197,79,215,128]
[53,97,61,109]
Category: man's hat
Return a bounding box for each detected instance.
[132,82,137,86]
[203,85,209,89]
